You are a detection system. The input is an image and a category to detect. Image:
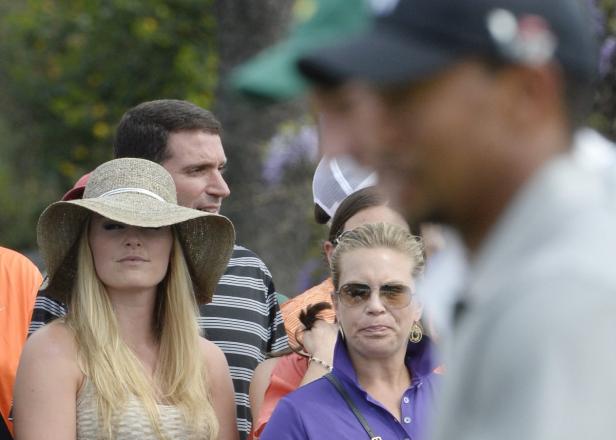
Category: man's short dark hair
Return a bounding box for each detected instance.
[113,99,222,163]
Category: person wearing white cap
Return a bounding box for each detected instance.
[13,158,238,440]
[249,175,409,438]
[311,154,377,225]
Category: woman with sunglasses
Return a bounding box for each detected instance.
[261,223,439,440]
[250,187,410,439]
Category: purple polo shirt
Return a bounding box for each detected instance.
[261,335,440,440]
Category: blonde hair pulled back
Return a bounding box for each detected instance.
[330,222,425,291]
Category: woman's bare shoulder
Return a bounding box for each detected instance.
[13,322,83,440]
[17,320,82,395]
[25,320,78,361]
[198,337,227,367]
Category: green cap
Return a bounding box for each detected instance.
[230,0,369,101]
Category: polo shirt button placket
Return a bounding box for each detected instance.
[403,416,412,424]
[403,396,410,404]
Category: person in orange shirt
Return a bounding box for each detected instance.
[0,246,42,439]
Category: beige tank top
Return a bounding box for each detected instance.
[76,378,200,439]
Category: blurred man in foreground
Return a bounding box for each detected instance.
[297,0,616,439]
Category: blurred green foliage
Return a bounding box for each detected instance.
[0,0,614,259]
[0,0,217,249]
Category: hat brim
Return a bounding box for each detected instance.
[37,194,235,305]
[298,27,461,87]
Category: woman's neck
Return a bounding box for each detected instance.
[348,346,411,421]
[107,287,159,374]
[349,346,411,392]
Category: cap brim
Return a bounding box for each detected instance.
[298,27,460,86]
[230,39,311,102]
[229,0,370,101]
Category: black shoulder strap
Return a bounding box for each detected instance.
[324,373,382,440]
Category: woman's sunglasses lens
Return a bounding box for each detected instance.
[340,284,370,306]
[380,285,412,308]
[339,284,411,308]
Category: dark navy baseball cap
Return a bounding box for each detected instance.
[298,0,599,86]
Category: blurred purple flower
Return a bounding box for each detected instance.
[586,0,605,38]
[599,37,616,77]
[584,0,615,77]
[262,124,319,186]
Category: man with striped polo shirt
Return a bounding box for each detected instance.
[29,99,288,439]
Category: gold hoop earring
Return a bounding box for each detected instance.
[409,322,423,343]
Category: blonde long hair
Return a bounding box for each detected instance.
[65,223,219,439]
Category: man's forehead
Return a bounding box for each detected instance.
[165,129,226,161]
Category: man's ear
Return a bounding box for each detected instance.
[323,240,335,264]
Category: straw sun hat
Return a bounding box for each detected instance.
[37,158,235,305]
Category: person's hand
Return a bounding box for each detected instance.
[302,320,338,365]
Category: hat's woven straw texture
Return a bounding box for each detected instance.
[37,158,235,304]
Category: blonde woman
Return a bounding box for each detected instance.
[13,158,239,440]
[261,223,439,440]
[249,187,409,438]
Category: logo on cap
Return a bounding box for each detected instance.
[487,9,557,66]
[368,0,399,16]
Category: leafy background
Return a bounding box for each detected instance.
[0,0,614,295]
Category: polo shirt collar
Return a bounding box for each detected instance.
[333,333,436,387]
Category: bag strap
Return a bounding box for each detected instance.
[324,373,382,440]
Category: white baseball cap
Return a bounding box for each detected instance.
[312,154,377,221]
